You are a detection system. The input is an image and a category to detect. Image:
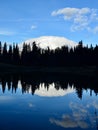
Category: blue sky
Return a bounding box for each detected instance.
[0,0,98,46]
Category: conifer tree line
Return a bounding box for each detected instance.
[0,74,97,97]
[0,40,98,66]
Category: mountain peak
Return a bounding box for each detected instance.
[23,36,77,50]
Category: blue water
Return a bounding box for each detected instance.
[0,81,97,130]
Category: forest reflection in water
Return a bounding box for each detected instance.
[0,73,98,98]
[0,73,98,130]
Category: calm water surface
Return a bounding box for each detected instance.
[0,75,97,130]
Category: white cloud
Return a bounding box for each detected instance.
[52,7,98,32]
[52,8,90,20]
[0,30,15,36]
[31,25,37,30]
[93,26,98,33]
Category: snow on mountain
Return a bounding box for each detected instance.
[22,36,77,50]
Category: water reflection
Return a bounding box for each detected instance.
[0,74,97,130]
[50,101,98,129]
[35,83,75,97]
[0,74,98,98]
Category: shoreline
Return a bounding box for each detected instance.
[0,63,97,77]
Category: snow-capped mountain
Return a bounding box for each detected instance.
[22,36,77,50]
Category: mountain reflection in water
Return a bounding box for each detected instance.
[0,74,97,130]
[35,83,75,97]
[0,74,97,98]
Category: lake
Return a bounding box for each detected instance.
[0,74,97,130]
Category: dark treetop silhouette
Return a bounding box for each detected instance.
[0,40,98,67]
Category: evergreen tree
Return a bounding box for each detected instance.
[2,42,8,63]
[0,41,2,55]
[8,45,13,63]
[0,41,2,62]
[13,44,20,65]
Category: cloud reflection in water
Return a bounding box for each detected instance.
[50,97,98,129]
